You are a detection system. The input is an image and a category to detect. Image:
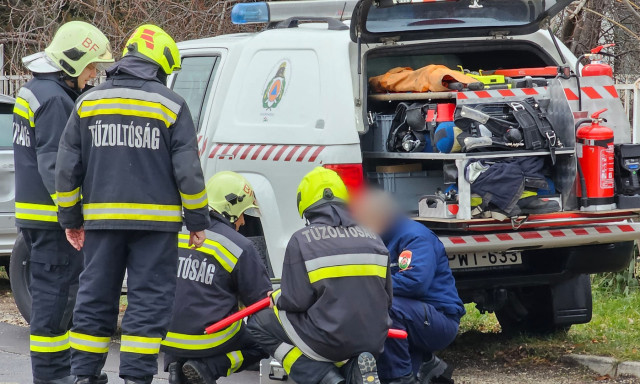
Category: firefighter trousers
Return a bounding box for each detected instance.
[376,296,459,380]
[164,329,267,379]
[22,228,83,381]
[247,309,337,384]
[70,230,178,382]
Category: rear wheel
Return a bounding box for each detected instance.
[9,232,31,323]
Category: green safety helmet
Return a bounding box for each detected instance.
[206,171,259,223]
[296,167,349,218]
[122,24,181,75]
[44,21,114,77]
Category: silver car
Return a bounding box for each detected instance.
[0,94,16,271]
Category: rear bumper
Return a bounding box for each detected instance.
[0,213,17,258]
[439,223,640,253]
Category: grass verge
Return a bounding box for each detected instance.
[451,284,640,363]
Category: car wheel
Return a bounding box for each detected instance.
[495,285,569,336]
[9,232,31,323]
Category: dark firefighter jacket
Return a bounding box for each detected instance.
[55,56,209,232]
[13,72,81,229]
[381,217,465,320]
[272,203,393,362]
[161,212,272,357]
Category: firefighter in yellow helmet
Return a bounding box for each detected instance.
[55,24,209,384]
[161,171,271,384]
[247,167,393,384]
[13,21,113,384]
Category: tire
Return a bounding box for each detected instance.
[9,232,31,323]
[495,285,568,336]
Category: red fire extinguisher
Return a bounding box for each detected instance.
[576,108,615,210]
[581,44,615,78]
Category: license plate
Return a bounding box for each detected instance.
[448,251,522,270]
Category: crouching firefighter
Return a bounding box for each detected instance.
[247,167,393,384]
[161,171,272,384]
[351,191,465,384]
[13,21,114,384]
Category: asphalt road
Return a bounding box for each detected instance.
[0,321,257,384]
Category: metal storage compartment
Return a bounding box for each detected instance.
[368,170,446,213]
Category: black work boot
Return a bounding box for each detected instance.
[35,376,75,384]
[168,362,186,384]
[517,196,560,214]
[416,355,454,384]
[348,352,381,384]
[319,367,345,384]
[382,373,417,384]
[73,372,109,384]
[182,360,217,384]
[122,376,152,384]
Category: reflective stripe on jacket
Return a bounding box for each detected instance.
[13,73,80,229]
[55,57,209,232]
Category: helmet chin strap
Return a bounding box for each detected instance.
[61,73,82,91]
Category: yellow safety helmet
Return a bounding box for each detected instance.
[296,167,349,218]
[206,171,259,223]
[122,24,181,75]
[44,21,114,77]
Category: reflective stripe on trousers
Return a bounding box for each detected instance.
[161,320,243,351]
[120,335,162,354]
[69,331,110,354]
[15,202,58,222]
[30,331,70,353]
[226,350,244,376]
[273,342,303,374]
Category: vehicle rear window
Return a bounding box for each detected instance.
[171,56,219,132]
[0,103,14,148]
[366,0,549,34]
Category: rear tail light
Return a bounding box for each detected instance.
[323,163,364,195]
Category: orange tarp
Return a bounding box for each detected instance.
[369,65,478,93]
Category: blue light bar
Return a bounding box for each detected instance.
[231,2,270,24]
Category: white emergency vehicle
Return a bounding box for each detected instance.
[166,0,640,335]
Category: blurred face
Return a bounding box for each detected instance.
[350,190,394,235]
[76,63,98,89]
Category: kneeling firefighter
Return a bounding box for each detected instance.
[161,171,272,384]
[247,167,393,384]
[13,21,113,384]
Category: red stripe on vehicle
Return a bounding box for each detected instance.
[199,138,208,157]
[450,237,466,244]
[595,226,612,234]
[498,89,516,97]
[521,232,542,239]
[252,145,266,160]
[296,146,313,162]
[475,91,492,98]
[197,136,202,143]
[472,235,490,243]
[240,145,255,160]
[604,85,619,98]
[564,88,579,100]
[522,88,539,95]
[618,224,635,232]
[273,146,289,161]
[496,233,513,241]
[208,144,222,159]
[308,146,325,162]
[457,93,468,100]
[262,145,277,160]
[284,145,301,161]
[582,87,602,99]
[572,228,589,236]
[549,229,566,237]
[232,145,243,158]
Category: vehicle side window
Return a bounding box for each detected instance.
[171,56,219,132]
[0,103,14,148]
